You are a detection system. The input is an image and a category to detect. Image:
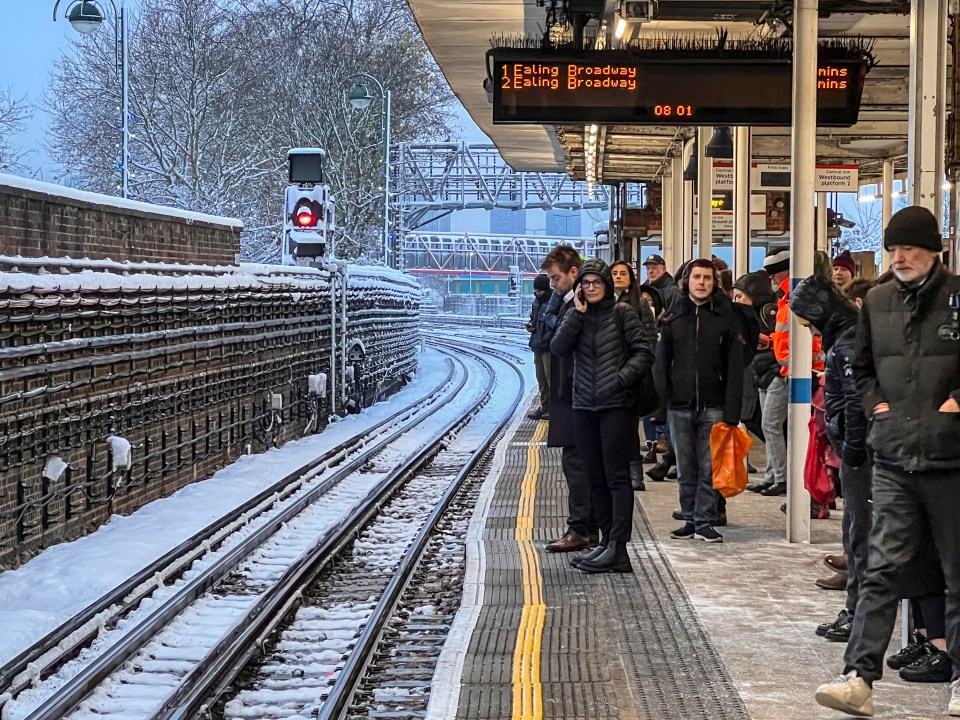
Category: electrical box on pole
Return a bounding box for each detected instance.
[282,148,336,265]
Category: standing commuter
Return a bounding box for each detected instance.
[832,250,858,291]
[814,206,960,718]
[551,259,656,573]
[642,253,678,309]
[541,246,597,553]
[789,275,872,644]
[654,259,744,544]
[526,273,556,420]
[611,260,658,491]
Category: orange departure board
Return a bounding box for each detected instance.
[489,50,867,127]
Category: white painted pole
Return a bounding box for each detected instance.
[908,0,948,221]
[881,158,894,273]
[786,0,818,544]
[734,127,751,277]
[682,140,695,265]
[663,171,675,270]
[816,192,829,254]
[697,126,713,259]
[672,155,685,272]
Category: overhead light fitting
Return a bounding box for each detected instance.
[614,16,628,39]
[704,126,734,159]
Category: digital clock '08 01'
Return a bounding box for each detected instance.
[489,50,868,128]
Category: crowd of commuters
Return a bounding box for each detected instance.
[529,204,959,716]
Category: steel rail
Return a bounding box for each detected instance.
[314,345,525,720]
[0,356,459,705]
[146,345,521,720]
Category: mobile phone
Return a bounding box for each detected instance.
[577,289,586,304]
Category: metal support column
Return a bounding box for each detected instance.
[697,126,713,259]
[816,193,829,254]
[663,173,675,270]
[908,0,948,220]
[734,127,751,278]
[682,139,695,264]
[672,156,685,272]
[786,0,818,544]
[881,158,895,272]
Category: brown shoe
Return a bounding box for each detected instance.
[824,553,848,572]
[815,571,848,591]
[546,531,591,553]
[655,437,670,454]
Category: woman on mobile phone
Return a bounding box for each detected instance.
[550,259,655,573]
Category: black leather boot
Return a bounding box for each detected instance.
[570,541,606,567]
[629,460,646,491]
[646,461,670,482]
[577,541,633,573]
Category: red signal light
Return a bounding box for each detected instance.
[296,208,315,227]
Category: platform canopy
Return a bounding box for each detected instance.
[406,0,920,183]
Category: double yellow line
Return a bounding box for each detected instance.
[512,421,547,720]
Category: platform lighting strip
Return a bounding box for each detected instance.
[585,124,600,199]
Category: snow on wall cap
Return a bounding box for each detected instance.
[288,148,327,157]
[0,173,243,229]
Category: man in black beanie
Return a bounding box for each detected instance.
[816,205,960,717]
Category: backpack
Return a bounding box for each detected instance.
[612,306,660,416]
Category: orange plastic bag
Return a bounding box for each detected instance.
[710,423,753,498]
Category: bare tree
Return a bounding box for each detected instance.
[0,88,32,174]
[45,0,455,262]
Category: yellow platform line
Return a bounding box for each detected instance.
[512,421,547,720]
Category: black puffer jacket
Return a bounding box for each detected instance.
[853,261,960,472]
[734,270,780,389]
[654,291,744,425]
[551,263,655,412]
[790,275,867,467]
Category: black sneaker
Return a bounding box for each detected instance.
[887,631,928,670]
[671,509,684,521]
[670,522,696,539]
[899,645,954,683]
[817,609,851,638]
[825,619,852,642]
[694,526,724,543]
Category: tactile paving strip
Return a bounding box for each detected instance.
[458,416,751,720]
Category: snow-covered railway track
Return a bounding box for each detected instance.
[138,345,523,720]
[1,347,504,720]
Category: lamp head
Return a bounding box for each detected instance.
[705,126,734,159]
[683,140,698,182]
[347,84,374,110]
[66,0,104,34]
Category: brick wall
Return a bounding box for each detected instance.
[0,261,421,567]
[0,175,241,266]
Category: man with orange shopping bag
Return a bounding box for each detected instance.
[654,259,744,544]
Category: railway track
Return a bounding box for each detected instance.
[2,343,525,720]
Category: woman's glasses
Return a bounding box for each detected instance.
[580,279,604,289]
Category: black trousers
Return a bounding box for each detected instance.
[845,464,960,684]
[840,461,873,614]
[573,407,634,543]
[561,446,597,537]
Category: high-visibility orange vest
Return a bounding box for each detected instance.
[773,278,825,377]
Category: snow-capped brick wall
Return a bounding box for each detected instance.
[0,174,243,266]
[0,260,420,566]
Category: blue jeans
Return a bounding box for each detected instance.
[668,407,723,530]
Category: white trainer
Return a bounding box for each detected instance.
[815,670,874,717]
[949,678,960,717]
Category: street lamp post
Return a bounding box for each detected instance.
[53,0,129,199]
[346,75,392,267]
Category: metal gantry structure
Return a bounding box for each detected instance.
[393,141,643,231]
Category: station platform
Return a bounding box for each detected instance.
[429,411,952,720]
